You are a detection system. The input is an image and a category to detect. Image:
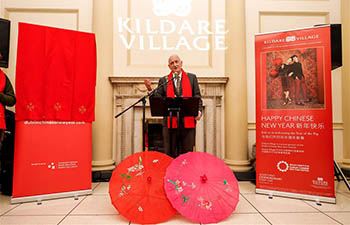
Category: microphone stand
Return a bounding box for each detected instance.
[114,76,176,152]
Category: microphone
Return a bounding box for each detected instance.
[147,72,177,97]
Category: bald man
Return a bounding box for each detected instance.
[144,55,202,157]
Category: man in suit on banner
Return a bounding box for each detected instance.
[289,55,309,106]
[144,54,202,157]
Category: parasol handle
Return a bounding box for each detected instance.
[147,176,152,183]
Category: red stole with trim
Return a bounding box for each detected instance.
[166,69,195,128]
[0,69,6,129]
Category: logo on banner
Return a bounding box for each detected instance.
[31,161,78,170]
[277,161,289,172]
[48,162,56,170]
[312,177,328,187]
[264,34,320,44]
[152,0,192,17]
[286,36,296,42]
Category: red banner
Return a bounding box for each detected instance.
[15,23,97,122]
[12,122,92,200]
[255,26,335,202]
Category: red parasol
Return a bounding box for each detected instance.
[273,57,283,66]
[109,151,176,224]
[164,152,239,224]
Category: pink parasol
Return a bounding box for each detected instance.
[164,152,239,224]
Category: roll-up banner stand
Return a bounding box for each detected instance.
[255,24,341,204]
[11,23,96,203]
[11,122,92,204]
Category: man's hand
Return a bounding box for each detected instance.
[195,111,202,121]
[144,79,152,91]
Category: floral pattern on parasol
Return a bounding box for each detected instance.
[164,152,239,224]
[109,151,176,224]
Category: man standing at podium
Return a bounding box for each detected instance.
[144,54,202,157]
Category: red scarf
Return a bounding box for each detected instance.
[166,69,195,128]
[0,69,7,129]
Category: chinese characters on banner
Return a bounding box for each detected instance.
[255,26,335,202]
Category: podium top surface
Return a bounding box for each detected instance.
[149,97,199,117]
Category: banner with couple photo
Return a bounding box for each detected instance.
[255,25,335,203]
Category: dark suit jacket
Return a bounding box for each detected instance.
[153,72,203,127]
[289,62,304,80]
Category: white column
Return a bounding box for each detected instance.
[224,0,251,172]
[91,0,115,171]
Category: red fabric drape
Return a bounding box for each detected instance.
[0,69,7,129]
[166,69,195,128]
[15,23,96,121]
